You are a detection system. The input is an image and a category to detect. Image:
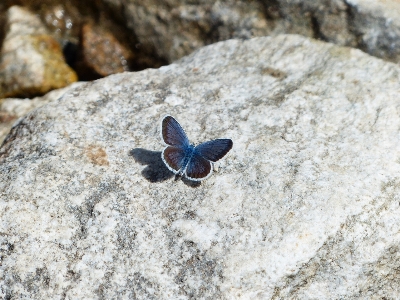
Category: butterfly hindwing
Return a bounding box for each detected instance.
[194,139,233,162]
[162,116,190,147]
[185,151,212,181]
[162,146,187,173]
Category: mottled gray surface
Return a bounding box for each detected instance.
[0,82,84,144]
[1,35,400,299]
[102,0,400,63]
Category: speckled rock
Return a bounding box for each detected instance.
[0,82,84,144]
[0,6,77,98]
[1,35,400,299]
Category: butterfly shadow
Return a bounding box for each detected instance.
[129,148,201,187]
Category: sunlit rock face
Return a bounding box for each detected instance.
[1,35,400,299]
[0,82,84,144]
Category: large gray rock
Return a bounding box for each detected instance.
[1,34,400,298]
[0,82,84,144]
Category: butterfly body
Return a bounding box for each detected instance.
[168,144,195,176]
[161,115,233,181]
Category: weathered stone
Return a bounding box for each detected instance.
[2,0,400,72]
[75,23,133,80]
[0,6,77,98]
[102,0,274,62]
[1,34,400,298]
[0,82,84,144]
[346,0,400,61]
[101,0,400,63]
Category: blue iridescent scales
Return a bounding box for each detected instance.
[161,115,233,181]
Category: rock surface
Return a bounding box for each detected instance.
[1,34,400,299]
[0,6,77,98]
[0,82,84,144]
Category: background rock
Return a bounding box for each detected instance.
[98,0,400,63]
[1,0,400,83]
[0,6,77,98]
[75,23,133,80]
[1,35,400,298]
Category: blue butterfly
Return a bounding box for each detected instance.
[161,115,233,181]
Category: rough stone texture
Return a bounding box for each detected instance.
[1,34,400,298]
[0,82,84,144]
[100,0,400,63]
[0,6,77,98]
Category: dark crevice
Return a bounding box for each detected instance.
[344,1,365,50]
[260,0,282,20]
[310,15,323,41]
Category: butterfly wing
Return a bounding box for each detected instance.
[161,115,190,147]
[194,139,233,162]
[185,151,212,181]
[162,146,187,174]
[161,116,232,180]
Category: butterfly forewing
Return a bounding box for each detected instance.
[162,146,186,173]
[194,139,233,162]
[162,116,190,147]
[185,152,212,181]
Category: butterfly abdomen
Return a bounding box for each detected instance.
[179,144,195,174]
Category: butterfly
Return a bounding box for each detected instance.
[161,115,233,181]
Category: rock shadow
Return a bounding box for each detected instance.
[129,148,200,187]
